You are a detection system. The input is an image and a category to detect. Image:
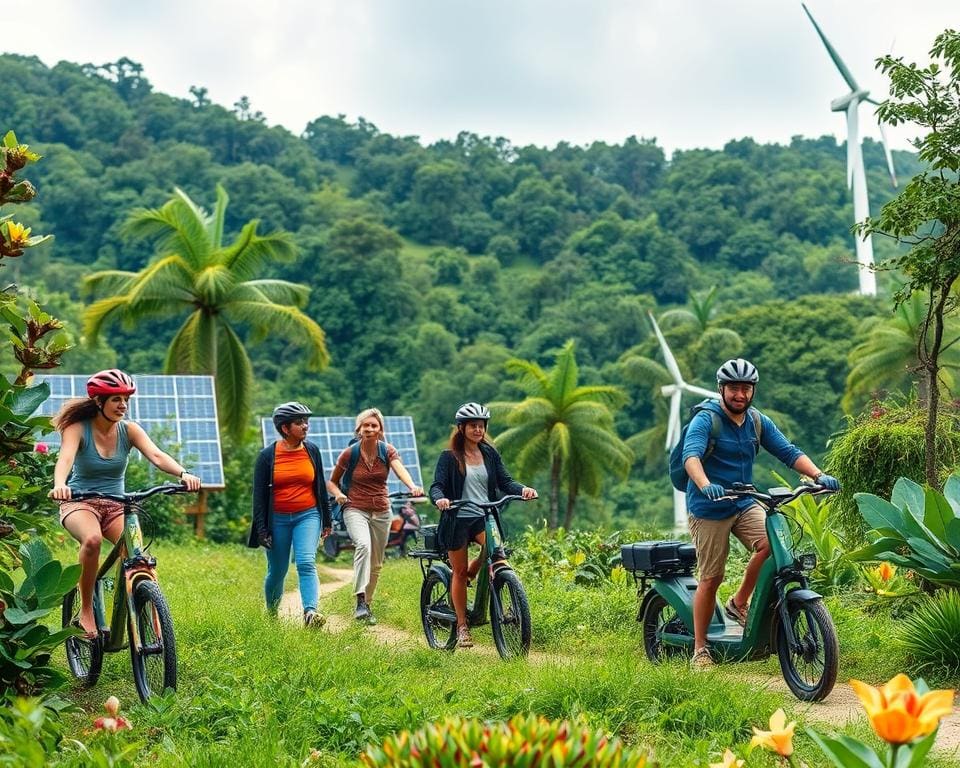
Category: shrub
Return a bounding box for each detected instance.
[823,397,960,543]
[894,590,960,681]
[361,714,652,768]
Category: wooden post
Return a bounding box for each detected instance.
[189,489,208,539]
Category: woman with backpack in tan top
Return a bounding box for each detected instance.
[326,407,423,624]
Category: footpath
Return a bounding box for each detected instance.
[280,566,960,754]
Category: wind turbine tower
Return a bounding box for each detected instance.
[648,313,718,531]
[802,3,897,297]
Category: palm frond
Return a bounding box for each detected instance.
[164,312,204,374]
[223,301,329,369]
[210,184,229,250]
[82,270,138,296]
[83,296,131,343]
[548,341,579,402]
[221,227,298,281]
[215,320,254,442]
[228,280,311,307]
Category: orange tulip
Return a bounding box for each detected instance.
[750,709,795,757]
[876,562,895,581]
[710,748,745,768]
[850,674,955,745]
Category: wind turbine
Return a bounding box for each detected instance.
[647,312,718,531]
[802,3,897,297]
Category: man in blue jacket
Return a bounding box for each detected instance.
[681,358,839,668]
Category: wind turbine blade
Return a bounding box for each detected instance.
[846,98,860,190]
[648,311,684,384]
[876,120,898,187]
[681,383,719,400]
[802,3,860,92]
[666,390,682,450]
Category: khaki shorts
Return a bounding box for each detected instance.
[688,504,767,580]
[59,499,124,529]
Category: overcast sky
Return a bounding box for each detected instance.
[4,1,956,155]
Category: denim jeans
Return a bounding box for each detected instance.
[264,507,320,614]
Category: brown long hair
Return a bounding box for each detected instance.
[447,424,493,474]
[53,398,100,432]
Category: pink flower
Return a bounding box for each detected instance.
[104,696,120,717]
[93,716,132,733]
[34,442,48,453]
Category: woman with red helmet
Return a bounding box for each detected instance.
[48,369,202,638]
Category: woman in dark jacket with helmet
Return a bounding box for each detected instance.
[430,402,537,648]
[49,369,202,638]
[248,402,332,627]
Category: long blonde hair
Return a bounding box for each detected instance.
[354,407,386,441]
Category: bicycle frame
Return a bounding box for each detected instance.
[463,508,512,626]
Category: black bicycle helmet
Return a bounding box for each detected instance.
[455,402,491,424]
[716,358,759,385]
[272,401,312,431]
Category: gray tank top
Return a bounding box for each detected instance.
[67,420,131,495]
[459,461,489,518]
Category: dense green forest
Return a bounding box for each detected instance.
[0,53,926,530]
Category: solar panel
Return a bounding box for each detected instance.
[36,374,225,489]
[260,415,424,493]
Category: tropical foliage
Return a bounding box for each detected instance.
[850,474,960,589]
[83,184,329,441]
[492,342,633,528]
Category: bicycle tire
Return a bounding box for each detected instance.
[61,587,103,685]
[640,592,688,663]
[420,570,457,650]
[776,597,838,702]
[129,580,177,702]
[490,569,531,659]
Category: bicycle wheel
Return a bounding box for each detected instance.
[640,593,689,663]
[129,580,177,702]
[420,570,457,650]
[776,598,838,702]
[61,587,103,685]
[490,569,531,659]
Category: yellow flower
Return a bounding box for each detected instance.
[751,708,796,757]
[850,674,955,745]
[5,221,30,245]
[875,562,896,582]
[710,748,744,768]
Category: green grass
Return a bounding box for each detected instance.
[48,542,955,767]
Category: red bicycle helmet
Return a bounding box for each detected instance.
[86,369,136,398]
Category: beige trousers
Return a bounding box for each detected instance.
[343,506,392,600]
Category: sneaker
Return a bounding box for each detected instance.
[354,601,372,621]
[690,647,714,669]
[303,610,326,629]
[456,625,474,648]
[724,597,748,627]
[365,612,378,626]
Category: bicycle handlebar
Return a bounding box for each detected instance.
[67,484,196,504]
[447,494,531,512]
[719,483,835,508]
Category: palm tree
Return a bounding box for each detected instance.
[84,185,329,441]
[844,293,960,413]
[491,341,633,529]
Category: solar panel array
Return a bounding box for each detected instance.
[260,416,424,493]
[37,375,225,488]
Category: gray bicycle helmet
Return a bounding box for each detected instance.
[272,401,313,431]
[716,359,759,385]
[455,402,491,423]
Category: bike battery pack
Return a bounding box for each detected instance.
[620,540,697,574]
[420,524,440,553]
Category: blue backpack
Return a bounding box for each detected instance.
[668,402,762,491]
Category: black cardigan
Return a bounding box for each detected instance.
[246,440,332,548]
[429,442,524,504]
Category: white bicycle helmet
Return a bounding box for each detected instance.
[455,402,491,424]
[716,359,759,385]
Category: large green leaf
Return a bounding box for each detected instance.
[847,537,906,562]
[18,538,52,578]
[805,730,884,768]
[946,518,960,552]
[923,487,956,546]
[892,477,926,522]
[4,381,50,418]
[3,605,54,625]
[854,493,929,542]
[906,537,955,570]
[943,475,960,518]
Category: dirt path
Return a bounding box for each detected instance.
[279,571,960,754]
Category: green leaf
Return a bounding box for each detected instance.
[847,537,907,562]
[3,605,55,625]
[18,538,52,577]
[942,474,960,518]
[945,518,960,552]
[901,730,937,768]
[6,382,50,418]
[892,477,926,524]
[30,560,63,604]
[906,537,954,569]
[923,487,956,546]
[805,729,885,768]
[3,131,18,149]
[854,493,928,542]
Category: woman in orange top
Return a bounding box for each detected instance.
[248,402,332,627]
[327,407,422,624]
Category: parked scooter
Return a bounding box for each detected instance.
[623,482,838,701]
[322,492,425,559]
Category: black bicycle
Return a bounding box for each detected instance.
[410,495,533,659]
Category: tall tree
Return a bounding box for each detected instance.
[491,341,633,529]
[854,29,960,487]
[83,184,328,441]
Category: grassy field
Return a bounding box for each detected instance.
[51,541,958,767]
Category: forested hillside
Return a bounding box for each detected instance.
[0,53,924,529]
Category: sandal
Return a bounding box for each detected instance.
[72,619,98,641]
